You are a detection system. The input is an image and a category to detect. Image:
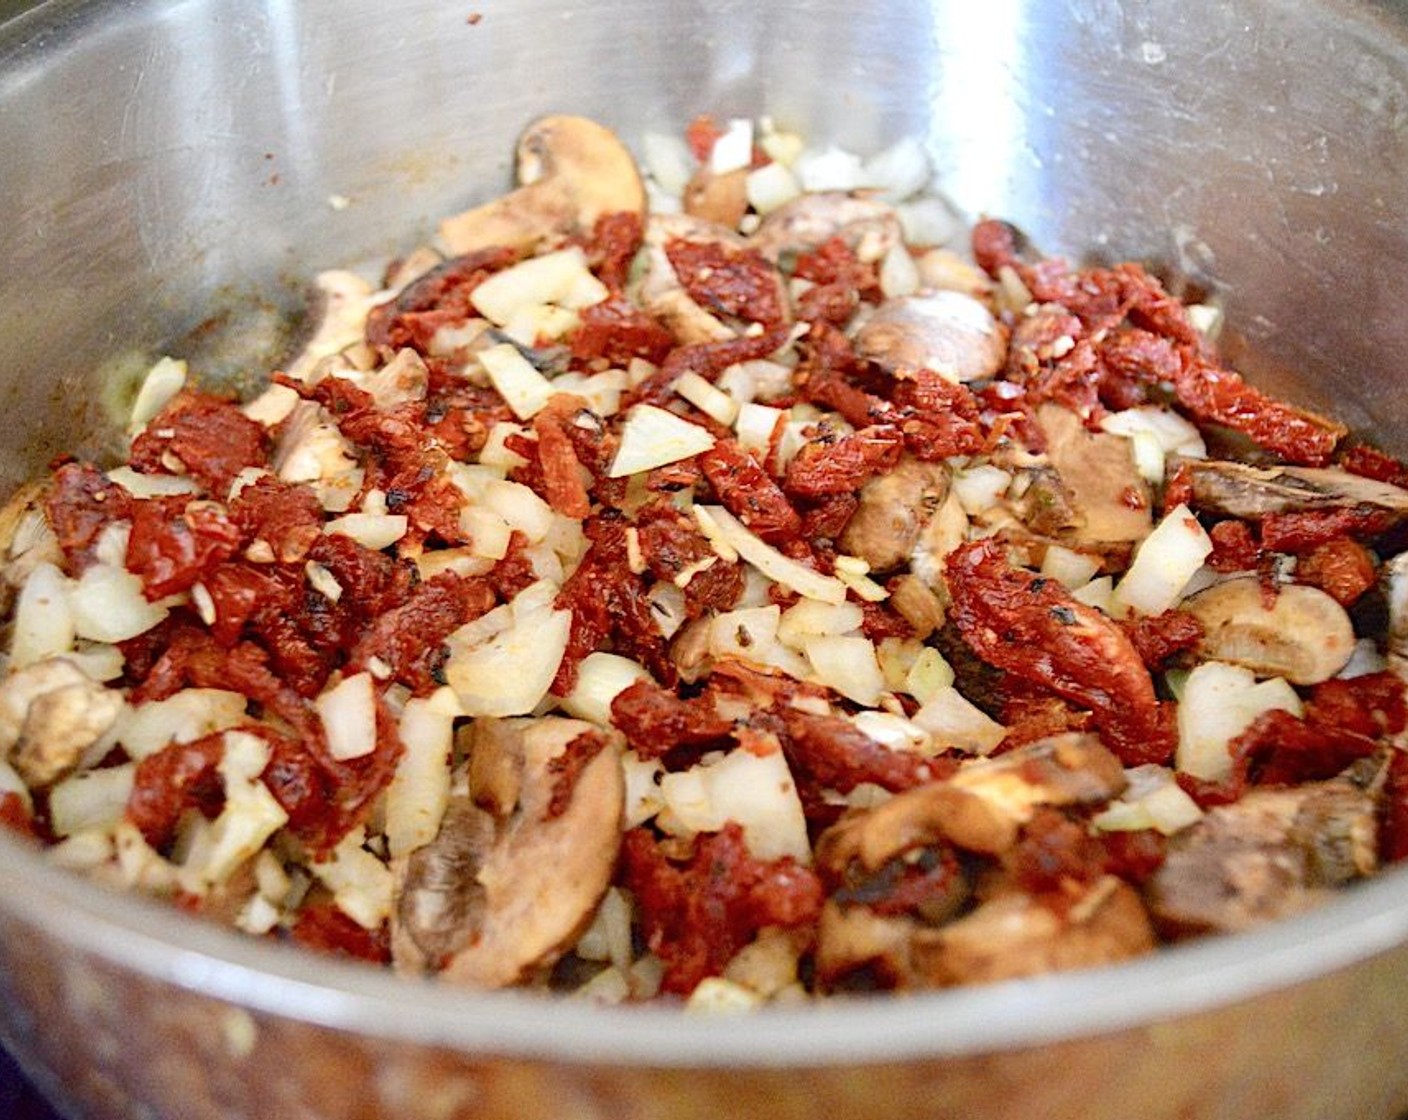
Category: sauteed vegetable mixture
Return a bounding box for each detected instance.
[3,114,1407,1005]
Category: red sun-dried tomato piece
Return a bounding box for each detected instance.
[620,821,823,995]
[1117,610,1204,671]
[227,475,325,563]
[45,461,134,573]
[288,900,391,964]
[125,497,243,600]
[585,211,645,293]
[778,708,940,796]
[609,679,735,761]
[570,296,676,366]
[784,424,904,498]
[664,238,787,328]
[129,389,269,494]
[127,731,229,851]
[1260,507,1399,554]
[1295,536,1377,606]
[699,438,801,544]
[945,538,1175,765]
[365,247,517,353]
[632,324,791,406]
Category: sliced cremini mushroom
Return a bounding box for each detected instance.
[682,166,750,229]
[1383,551,1408,664]
[439,116,646,256]
[1183,575,1355,685]
[910,875,1156,986]
[1170,456,1408,521]
[0,479,61,593]
[391,716,624,987]
[852,291,1007,383]
[838,457,952,574]
[749,191,903,264]
[1035,403,1154,547]
[0,658,123,788]
[1146,757,1382,937]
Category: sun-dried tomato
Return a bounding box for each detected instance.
[45,461,134,573]
[1260,507,1399,554]
[699,439,801,543]
[306,532,416,622]
[683,114,725,164]
[665,239,787,329]
[260,731,333,839]
[288,900,391,964]
[793,237,882,301]
[635,504,744,619]
[971,218,1020,276]
[488,531,540,600]
[1098,828,1167,884]
[570,296,676,366]
[1308,671,1406,739]
[795,282,859,327]
[945,538,1175,765]
[1118,610,1204,671]
[778,708,939,797]
[227,476,324,563]
[531,407,591,519]
[1235,708,1379,788]
[890,373,986,461]
[998,687,1094,750]
[127,732,228,851]
[1384,751,1408,863]
[587,211,645,293]
[129,390,268,494]
[125,497,243,600]
[784,424,904,498]
[1006,807,1107,901]
[0,792,39,841]
[632,324,790,406]
[1172,359,1344,467]
[349,572,495,695]
[831,846,968,921]
[610,679,735,761]
[365,247,517,354]
[1295,536,1377,606]
[1206,519,1261,572]
[798,493,859,542]
[620,821,823,995]
[859,599,914,642]
[1338,442,1408,490]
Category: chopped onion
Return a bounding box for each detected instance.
[897,196,964,247]
[757,120,804,166]
[862,135,932,201]
[879,243,921,299]
[1112,503,1213,617]
[1070,574,1116,613]
[734,401,786,458]
[106,467,201,499]
[675,371,740,426]
[242,382,301,427]
[794,145,867,192]
[385,688,457,857]
[562,652,652,726]
[1176,661,1302,783]
[622,750,666,828]
[904,647,956,704]
[479,421,531,471]
[777,599,864,648]
[1040,545,1102,590]
[325,512,409,551]
[745,161,803,215]
[803,635,885,706]
[658,739,809,862]
[48,763,135,838]
[68,563,168,643]
[310,826,393,930]
[912,687,1007,755]
[640,131,695,195]
[479,478,556,543]
[695,505,847,604]
[609,404,716,477]
[10,561,75,669]
[709,605,783,662]
[478,342,556,420]
[461,505,514,561]
[952,464,1012,515]
[471,247,608,325]
[316,672,378,761]
[129,356,188,430]
[285,271,377,382]
[850,710,931,755]
[116,688,248,761]
[445,587,572,717]
[710,118,755,175]
[1093,764,1204,836]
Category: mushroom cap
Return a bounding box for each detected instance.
[439,115,645,256]
[852,291,1007,383]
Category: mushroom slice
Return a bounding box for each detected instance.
[1383,551,1408,665]
[1183,575,1355,685]
[0,479,60,592]
[1170,457,1408,521]
[393,716,625,988]
[0,658,122,787]
[682,166,750,229]
[838,457,951,574]
[852,292,1007,383]
[1035,403,1153,547]
[439,116,646,256]
[911,876,1156,986]
[1146,760,1381,936]
[749,191,903,264]
[283,270,378,383]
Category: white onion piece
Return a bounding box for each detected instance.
[850,710,931,755]
[478,342,556,421]
[862,136,932,201]
[659,741,809,862]
[105,467,201,499]
[117,689,248,761]
[310,826,393,930]
[68,564,168,643]
[1093,764,1204,836]
[316,672,378,761]
[912,687,1007,755]
[129,356,188,430]
[48,763,135,838]
[675,371,740,427]
[609,405,716,478]
[563,652,652,726]
[325,512,409,552]
[1040,545,1102,590]
[734,401,785,458]
[385,688,458,858]
[777,599,865,648]
[1175,661,1302,783]
[461,506,513,561]
[745,161,803,215]
[710,118,754,175]
[479,478,556,543]
[794,145,867,192]
[1112,503,1213,617]
[479,421,531,472]
[445,593,572,718]
[952,465,1012,516]
[802,635,886,706]
[879,244,921,299]
[904,647,956,704]
[709,605,782,663]
[622,750,667,828]
[471,248,608,325]
[640,131,696,196]
[10,561,75,669]
[695,505,847,604]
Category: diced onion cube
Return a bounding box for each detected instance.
[317,672,378,761]
[470,247,608,325]
[10,561,75,669]
[48,763,136,837]
[385,689,457,857]
[912,687,1007,755]
[803,635,886,706]
[695,505,847,604]
[1040,545,1102,590]
[675,371,740,426]
[777,599,864,648]
[445,597,572,718]
[609,404,716,478]
[68,564,168,643]
[1175,661,1302,783]
[745,161,803,215]
[1112,504,1213,617]
[325,512,409,551]
[129,356,188,430]
[478,342,556,420]
[562,653,652,726]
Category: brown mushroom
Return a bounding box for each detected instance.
[1147,757,1382,937]
[838,457,952,573]
[439,116,646,256]
[682,166,750,229]
[1183,575,1355,685]
[852,291,1007,383]
[0,479,60,596]
[910,876,1157,986]
[1035,403,1154,547]
[0,658,123,788]
[749,191,903,264]
[1169,456,1408,521]
[391,716,624,987]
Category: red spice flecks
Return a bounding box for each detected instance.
[945,538,1175,765]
